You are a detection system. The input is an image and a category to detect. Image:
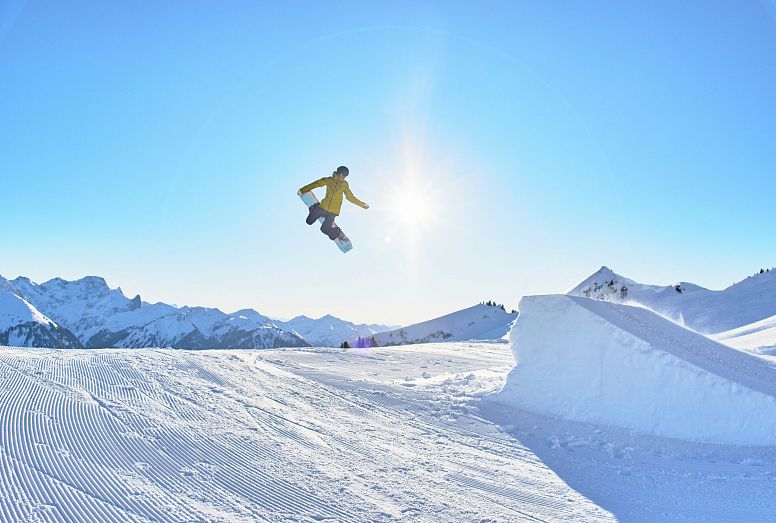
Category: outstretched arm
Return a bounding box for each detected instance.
[344,186,369,209]
[299,177,327,194]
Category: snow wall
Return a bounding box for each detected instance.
[493,294,776,445]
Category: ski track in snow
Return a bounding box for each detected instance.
[3,342,776,521]
[0,343,610,522]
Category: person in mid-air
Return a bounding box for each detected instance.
[299,166,369,241]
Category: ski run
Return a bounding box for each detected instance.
[2,342,776,522]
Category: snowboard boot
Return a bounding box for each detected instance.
[327,226,343,241]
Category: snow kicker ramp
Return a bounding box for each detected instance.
[495,295,776,445]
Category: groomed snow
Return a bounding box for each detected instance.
[494,295,776,445]
[5,343,776,521]
[0,344,610,522]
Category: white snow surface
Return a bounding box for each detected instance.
[0,289,55,331]
[494,294,776,445]
[0,343,612,522]
[714,313,776,354]
[4,343,776,521]
[569,266,776,334]
[373,303,516,346]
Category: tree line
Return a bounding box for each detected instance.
[481,300,517,314]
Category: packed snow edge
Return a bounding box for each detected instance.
[492,294,776,445]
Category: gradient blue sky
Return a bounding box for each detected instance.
[2,1,775,325]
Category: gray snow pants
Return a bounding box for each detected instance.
[306,203,341,240]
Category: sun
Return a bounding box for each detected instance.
[375,124,457,247]
[394,186,432,229]
[387,178,437,235]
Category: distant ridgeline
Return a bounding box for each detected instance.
[568,265,776,335]
[0,274,393,349]
[368,303,518,347]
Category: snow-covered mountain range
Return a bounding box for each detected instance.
[0,276,294,349]
[0,274,396,349]
[372,303,517,346]
[568,265,776,335]
[277,314,398,347]
[0,281,81,348]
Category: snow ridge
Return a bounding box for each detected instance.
[373,303,517,346]
[569,266,776,334]
[714,313,776,354]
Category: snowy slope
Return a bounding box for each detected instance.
[0,345,611,522]
[277,314,397,347]
[6,344,776,521]
[0,277,81,348]
[714,313,776,354]
[494,294,776,445]
[0,285,54,331]
[569,266,776,334]
[373,303,517,346]
[9,275,307,349]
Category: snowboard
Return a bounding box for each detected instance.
[299,191,353,253]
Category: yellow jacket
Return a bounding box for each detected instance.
[299,175,367,216]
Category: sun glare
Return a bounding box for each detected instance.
[375,123,460,250]
[387,178,437,235]
[395,187,431,228]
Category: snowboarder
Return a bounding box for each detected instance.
[298,166,369,241]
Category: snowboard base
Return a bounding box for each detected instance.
[299,192,353,253]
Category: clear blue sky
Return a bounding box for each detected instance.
[2,1,775,325]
